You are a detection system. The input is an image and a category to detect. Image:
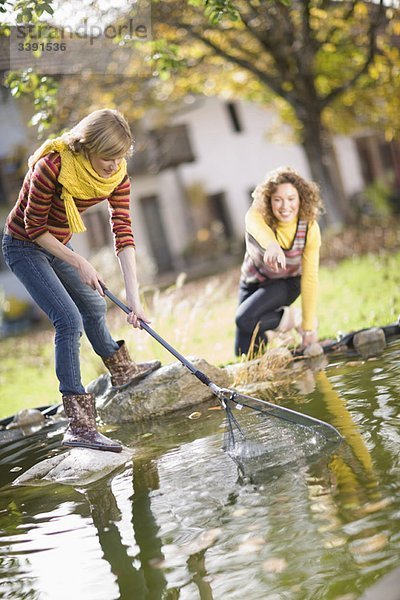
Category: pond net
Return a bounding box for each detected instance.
[219,389,342,479]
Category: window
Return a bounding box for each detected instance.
[207,191,234,240]
[84,208,113,252]
[130,124,195,175]
[0,155,25,207]
[140,195,174,273]
[226,102,243,133]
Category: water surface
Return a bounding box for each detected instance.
[1,340,399,599]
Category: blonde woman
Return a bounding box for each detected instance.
[235,167,324,356]
[2,109,160,452]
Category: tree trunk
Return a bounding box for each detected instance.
[300,113,351,226]
[301,118,350,226]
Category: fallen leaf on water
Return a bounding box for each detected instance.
[184,528,223,553]
[238,536,265,554]
[262,557,288,573]
[359,498,393,515]
[350,533,388,555]
[323,537,347,549]
[232,508,248,517]
[188,411,202,420]
[148,558,166,569]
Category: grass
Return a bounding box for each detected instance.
[1,249,399,419]
[317,251,400,339]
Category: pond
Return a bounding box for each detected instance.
[1,340,399,600]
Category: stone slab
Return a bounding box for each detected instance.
[13,446,133,487]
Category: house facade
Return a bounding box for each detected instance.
[0,92,397,301]
[81,95,368,284]
[129,96,365,277]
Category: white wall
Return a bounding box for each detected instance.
[0,94,26,159]
[171,97,318,237]
[130,170,191,265]
[334,136,364,196]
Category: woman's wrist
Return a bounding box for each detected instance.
[301,329,318,346]
[264,241,280,253]
[126,292,140,306]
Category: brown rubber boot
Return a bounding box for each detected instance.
[62,392,122,453]
[102,340,161,388]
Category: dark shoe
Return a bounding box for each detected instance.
[62,393,122,453]
[102,340,161,388]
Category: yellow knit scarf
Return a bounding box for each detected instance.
[28,137,127,233]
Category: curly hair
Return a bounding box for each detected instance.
[251,167,324,228]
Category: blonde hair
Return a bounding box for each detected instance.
[251,166,324,228]
[62,109,133,159]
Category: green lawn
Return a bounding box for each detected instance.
[317,251,399,338]
[1,249,399,419]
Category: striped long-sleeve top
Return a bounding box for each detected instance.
[6,152,135,254]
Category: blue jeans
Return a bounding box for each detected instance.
[2,233,119,395]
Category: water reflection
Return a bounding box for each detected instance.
[317,370,377,499]
[84,446,235,599]
[85,458,167,599]
[313,355,397,575]
[0,341,399,599]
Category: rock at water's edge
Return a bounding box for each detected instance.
[13,447,133,487]
[353,327,386,358]
[97,357,230,424]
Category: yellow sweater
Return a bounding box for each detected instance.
[245,206,321,331]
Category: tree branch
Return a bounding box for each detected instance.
[320,0,357,46]
[239,5,273,56]
[321,0,385,106]
[175,20,286,98]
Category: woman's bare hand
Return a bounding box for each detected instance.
[76,256,104,295]
[301,330,318,347]
[263,242,286,272]
[125,296,150,329]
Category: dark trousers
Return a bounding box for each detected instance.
[234,276,301,356]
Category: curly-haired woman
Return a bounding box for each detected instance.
[2,109,160,452]
[235,166,324,356]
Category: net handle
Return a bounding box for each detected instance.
[101,285,215,389]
